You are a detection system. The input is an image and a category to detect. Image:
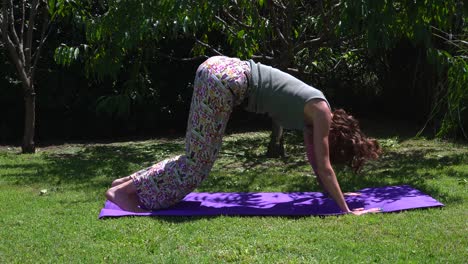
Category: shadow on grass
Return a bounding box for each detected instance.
[218,131,308,170]
[3,141,184,191]
[2,131,466,207]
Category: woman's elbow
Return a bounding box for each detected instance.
[317,167,334,179]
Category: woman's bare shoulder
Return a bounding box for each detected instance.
[304,99,332,125]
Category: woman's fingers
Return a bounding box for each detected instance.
[367,207,384,213]
[351,207,383,215]
[344,192,361,196]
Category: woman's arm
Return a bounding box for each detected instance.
[304,100,351,213]
[303,130,327,194]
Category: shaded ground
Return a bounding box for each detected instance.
[1,129,466,205]
[0,129,467,263]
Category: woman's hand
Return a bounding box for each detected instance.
[350,207,383,215]
[343,192,361,196]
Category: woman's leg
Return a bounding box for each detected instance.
[184,85,232,181]
[105,180,148,212]
[183,56,249,184]
[111,176,132,187]
[109,56,250,211]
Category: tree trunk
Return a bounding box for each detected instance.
[22,84,36,153]
[266,120,285,158]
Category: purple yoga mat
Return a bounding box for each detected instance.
[99,185,443,218]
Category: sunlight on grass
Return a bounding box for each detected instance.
[0,132,467,262]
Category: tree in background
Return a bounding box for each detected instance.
[340,0,467,139]
[0,0,55,153]
[53,0,466,144]
[55,0,346,156]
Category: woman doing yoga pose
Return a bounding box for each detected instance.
[105,56,382,215]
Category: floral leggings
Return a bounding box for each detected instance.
[131,56,251,210]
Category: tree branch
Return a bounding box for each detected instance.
[0,13,3,36]
[3,33,30,89]
[25,0,40,73]
[275,26,289,46]
[7,0,21,49]
[31,4,50,82]
[2,0,30,90]
[294,37,323,51]
[214,15,237,37]
[252,54,274,61]
[20,0,25,44]
[1,0,7,37]
[194,38,224,56]
[221,9,255,30]
[251,54,277,67]
[158,52,208,62]
[268,0,289,47]
[7,0,28,68]
[285,67,319,78]
[271,0,286,10]
[432,33,463,49]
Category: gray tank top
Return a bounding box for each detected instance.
[245,60,330,130]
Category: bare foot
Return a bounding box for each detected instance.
[105,187,148,213]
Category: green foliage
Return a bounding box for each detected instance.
[340,0,467,140]
[52,1,269,120]
[439,56,468,138]
[46,0,468,140]
[340,0,459,49]
[55,0,266,77]
[54,44,83,66]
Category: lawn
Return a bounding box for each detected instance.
[0,130,467,263]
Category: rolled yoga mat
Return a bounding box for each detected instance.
[99,185,444,218]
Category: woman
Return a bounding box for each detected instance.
[105,56,382,215]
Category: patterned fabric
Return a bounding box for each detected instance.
[131,56,251,210]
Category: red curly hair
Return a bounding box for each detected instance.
[329,109,382,172]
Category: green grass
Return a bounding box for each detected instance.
[0,131,467,263]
